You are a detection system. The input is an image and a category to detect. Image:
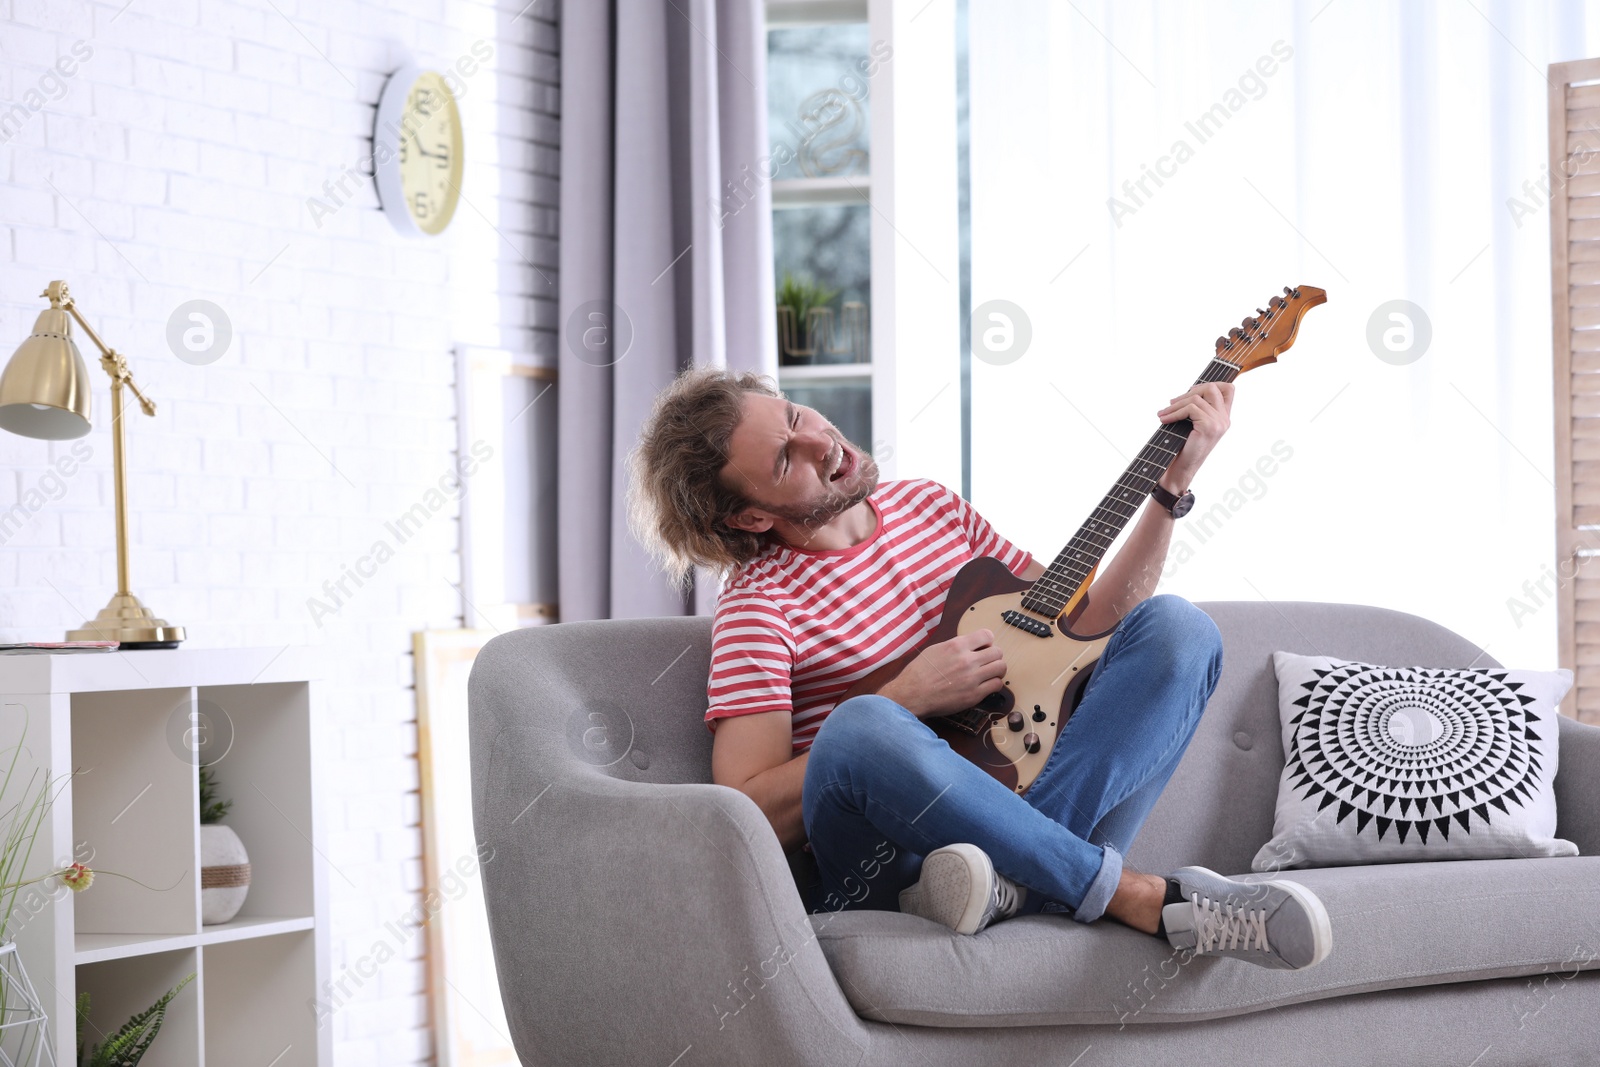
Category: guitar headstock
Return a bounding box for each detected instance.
[1215,285,1328,373]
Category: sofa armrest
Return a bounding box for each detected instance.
[1555,714,1600,854]
[472,723,869,1067]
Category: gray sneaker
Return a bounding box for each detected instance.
[899,844,1024,935]
[1163,865,1333,970]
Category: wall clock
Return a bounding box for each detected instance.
[374,65,464,237]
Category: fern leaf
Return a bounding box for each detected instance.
[75,990,90,1067]
[84,972,194,1067]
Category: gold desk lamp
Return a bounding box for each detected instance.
[0,281,185,648]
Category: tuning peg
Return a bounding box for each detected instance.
[1229,327,1244,339]
[1257,307,1269,316]
[1268,295,1284,307]
[1283,286,1293,295]
[1216,336,1230,349]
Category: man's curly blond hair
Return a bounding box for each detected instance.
[626,366,783,588]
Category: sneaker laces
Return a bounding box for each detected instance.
[1188,892,1270,953]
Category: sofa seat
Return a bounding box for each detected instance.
[811,855,1600,1028]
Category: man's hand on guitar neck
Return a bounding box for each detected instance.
[878,630,1008,718]
[1065,380,1235,634]
[1155,380,1234,492]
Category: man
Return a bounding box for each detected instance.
[627,367,1331,970]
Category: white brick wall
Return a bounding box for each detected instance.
[0,0,559,1062]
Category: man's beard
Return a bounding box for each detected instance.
[752,442,880,533]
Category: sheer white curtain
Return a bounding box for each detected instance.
[966,0,1600,669]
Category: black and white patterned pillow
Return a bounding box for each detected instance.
[1251,651,1579,871]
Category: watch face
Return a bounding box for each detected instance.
[1172,491,1195,518]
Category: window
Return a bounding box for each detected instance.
[766,7,874,448]
[762,1,962,492]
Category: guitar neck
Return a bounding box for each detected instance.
[1019,355,1242,619]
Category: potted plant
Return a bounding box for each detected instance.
[777,271,839,364]
[76,973,194,1067]
[199,763,250,924]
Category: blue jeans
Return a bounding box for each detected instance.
[799,593,1223,923]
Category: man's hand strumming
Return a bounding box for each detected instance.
[878,629,1008,718]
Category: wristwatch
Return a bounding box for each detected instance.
[1150,481,1195,518]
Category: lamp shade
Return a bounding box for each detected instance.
[0,306,92,439]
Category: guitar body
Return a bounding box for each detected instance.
[842,556,1117,795]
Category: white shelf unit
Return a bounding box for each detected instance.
[0,646,330,1066]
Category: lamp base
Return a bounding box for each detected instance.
[66,592,185,648]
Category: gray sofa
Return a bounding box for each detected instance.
[468,601,1600,1065]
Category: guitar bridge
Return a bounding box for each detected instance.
[1001,609,1053,637]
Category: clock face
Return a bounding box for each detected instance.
[398,73,462,234]
[375,67,464,237]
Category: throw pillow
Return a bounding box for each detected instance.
[1251,651,1579,871]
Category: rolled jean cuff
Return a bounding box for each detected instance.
[1072,843,1122,924]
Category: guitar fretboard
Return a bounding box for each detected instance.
[1018,355,1243,619]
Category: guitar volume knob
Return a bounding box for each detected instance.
[1007,711,1025,732]
[1023,732,1041,754]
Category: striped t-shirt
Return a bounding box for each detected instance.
[705,478,1034,754]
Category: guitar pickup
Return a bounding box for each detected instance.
[1000,609,1053,637]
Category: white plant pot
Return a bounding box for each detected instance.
[200,823,250,925]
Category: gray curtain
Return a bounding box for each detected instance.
[558,0,777,622]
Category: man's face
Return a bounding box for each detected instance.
[721,393,879,536]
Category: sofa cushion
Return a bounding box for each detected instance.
[810,856,1600,1027]
[1120,602,1499,880]
[1252,652,1577,870]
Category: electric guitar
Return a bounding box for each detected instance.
[842,285,1328,795]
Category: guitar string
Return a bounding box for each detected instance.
[954,304,1288,741]
[954,351,1246,737]
[1022,310,1286,616]
[1027,356,1239,609]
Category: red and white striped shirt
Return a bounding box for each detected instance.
[705,478,1034,754]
